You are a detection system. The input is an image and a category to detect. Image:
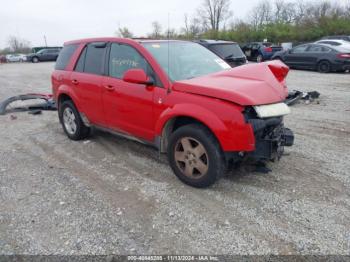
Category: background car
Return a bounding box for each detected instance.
[315,39,350,49]
[5,54,27,62]
[241,42,282,62]
[195,39,247,67]
[321,35,350,42]
[27,48,61,63]
[272,43,350,73]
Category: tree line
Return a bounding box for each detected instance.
[118,0,350,44]
[2,0,350,54]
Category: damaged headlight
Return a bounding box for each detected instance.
[253,103,291,118]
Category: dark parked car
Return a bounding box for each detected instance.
[321,35,350,42]
[27,48,61,63]
[0,55,6,63]
[242,42,283,63]
[195,39,247,67]
[272,43,350,73]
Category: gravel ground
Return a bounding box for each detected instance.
[0,62,349,255]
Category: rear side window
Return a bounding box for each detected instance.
[75,47,87,72]
[308,45,331,53]
[83,43,107,75]
[319,41,340,46]
[55,44,78,70]
[74,43,106,75]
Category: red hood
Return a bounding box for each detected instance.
[172,61,289,106]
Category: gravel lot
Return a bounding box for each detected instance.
[0,62,349,255]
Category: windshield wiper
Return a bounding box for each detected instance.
[224,54,234,59]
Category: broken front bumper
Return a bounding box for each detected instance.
[248,117,294,161]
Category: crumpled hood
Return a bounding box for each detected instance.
[172,60,289,106]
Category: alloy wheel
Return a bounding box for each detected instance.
[63,107,77,135]
[174,137,209,179]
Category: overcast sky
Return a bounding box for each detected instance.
[0,0,347,49]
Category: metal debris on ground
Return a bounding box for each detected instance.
[286,90,321,106]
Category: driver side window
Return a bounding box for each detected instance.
[109,43,147,78]
[109,43,162,87]
[292,45,308,54]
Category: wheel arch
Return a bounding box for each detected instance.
[317,59,332,72]
[156,104,228,153]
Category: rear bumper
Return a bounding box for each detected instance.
[332,60,350,71]
[247,117,294,161]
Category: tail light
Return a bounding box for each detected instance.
[337,53,350,59]
[264,47,273,52]
[268,63,289,83]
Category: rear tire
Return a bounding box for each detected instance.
[167,124,225,188]
[317,60,331,73]
[256,55,263,63]
[59,100,90,141]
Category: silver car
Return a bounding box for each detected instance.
[6,54,27,62]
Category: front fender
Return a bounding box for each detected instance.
[155,103,255,152]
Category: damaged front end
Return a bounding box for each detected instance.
[244,104,294,162]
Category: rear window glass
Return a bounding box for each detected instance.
[209,44,244,59]
[55,44,78,70]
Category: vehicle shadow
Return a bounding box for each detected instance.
[89,129,262,185]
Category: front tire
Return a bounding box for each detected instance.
[32,57,39,63]
[167,124,225,188]
[256,55,263,63]
[317,60,331,73]
[59,100,90,141]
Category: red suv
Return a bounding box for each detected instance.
[52,38,294,188]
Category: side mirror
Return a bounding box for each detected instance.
[123,69,154,86]
[288,49,293,54]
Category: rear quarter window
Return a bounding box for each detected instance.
[55,44,78,70]
[83,43,107,75]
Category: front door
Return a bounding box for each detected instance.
[284,44,310,68]
[102,43,158,142]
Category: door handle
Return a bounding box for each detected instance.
[104,84,115,91]
[71,79,79,85]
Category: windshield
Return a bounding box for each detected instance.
[209,43,245,59]
[36,49,45,54]
[142,41,231,81]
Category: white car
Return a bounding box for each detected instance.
[315,39,350,50]
[5,54,27,62]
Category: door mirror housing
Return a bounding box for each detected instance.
[123,69,154,85]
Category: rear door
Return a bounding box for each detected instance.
[70,42,107,126]
[304,45,330,69]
